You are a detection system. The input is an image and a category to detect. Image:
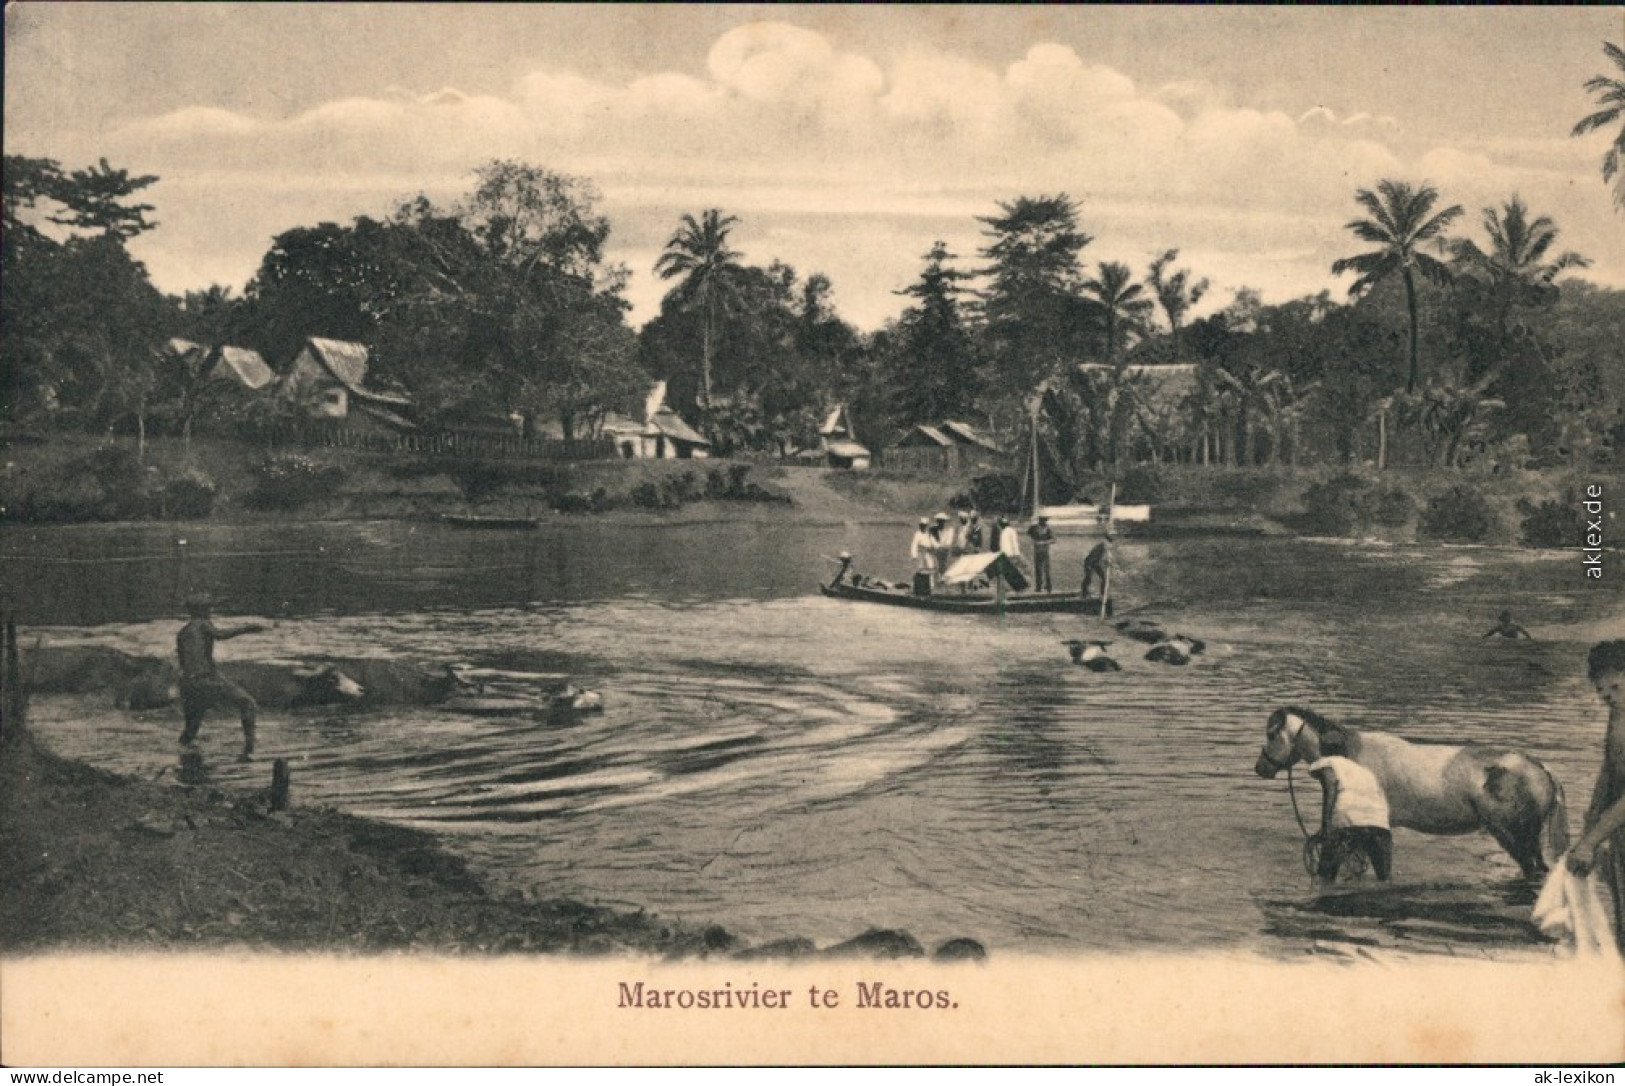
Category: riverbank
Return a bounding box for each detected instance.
[5,434,1618,546]
[0,718,983,961]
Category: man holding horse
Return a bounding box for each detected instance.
[1568,639,1625,952]
[1307,753,1393,884]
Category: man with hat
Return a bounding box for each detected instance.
[928,512,953,585]
[1082,531,1114,601]
[993,515,1021,559]
[176,595,268,760]
[1027,513,1056,593]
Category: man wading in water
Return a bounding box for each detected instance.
[177,597,267,761]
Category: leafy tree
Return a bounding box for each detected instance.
[1,155,170,441]
[1330,180,1463,394]
[1572,41,1625,211]
[890,242,983,425]
[42,158,158,240]
[655,209,744,435]
[977,194,1095,391]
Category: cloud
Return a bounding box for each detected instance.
[93,19,1618,328]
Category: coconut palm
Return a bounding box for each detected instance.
[1450,195,1589,340]
[1572,41,1625,211]
[1145,249,1208,361]
[1081,261,1155,365]
[655,209,742,434]
[1330,180,1464,395]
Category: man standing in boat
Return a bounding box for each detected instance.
[1028,514,1056,593]
[1082,531,1114,601]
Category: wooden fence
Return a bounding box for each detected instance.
[262,421,617,462]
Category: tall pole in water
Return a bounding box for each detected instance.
[1099,483,1115,620]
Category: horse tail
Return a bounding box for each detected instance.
[1541,775,1570,861]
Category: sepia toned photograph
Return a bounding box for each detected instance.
[1,3,1622,1067]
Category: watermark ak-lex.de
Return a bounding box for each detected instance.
[1584,484,1604,579]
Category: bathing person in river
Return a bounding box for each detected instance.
[1568,639,1625,952]
[1307,752,1393,884]
[1482,610,1533,640]
[177,596,267,760]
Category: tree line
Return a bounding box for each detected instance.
[4,42,1622,474]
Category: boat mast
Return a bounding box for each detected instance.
[1029,395,1042,517]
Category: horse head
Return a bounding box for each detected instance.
[1255,706,1341,778]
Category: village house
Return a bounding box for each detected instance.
[280,337,415,431]
[595,382,711,460]
[886,418,1006,473]
[818,404,871,470]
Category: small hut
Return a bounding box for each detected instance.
[818,405,871,469]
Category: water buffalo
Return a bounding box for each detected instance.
[116,659,180,710]
[219,661,365,709]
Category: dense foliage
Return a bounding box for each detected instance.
[4,149,1623,485]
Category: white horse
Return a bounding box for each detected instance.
[1255,706,1570,880]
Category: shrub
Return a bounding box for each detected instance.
[1358,487,1415,529]
[447,463,507,502]
[630,481,664,510]
[1419,484,1499,543]
[958,474,1023,517]
[589,486,612,513]
[550,491,593,514]
[669,471,699,503]
[705,468,729,500]
[1301,473,1370,535]
[28,473,113,522]
[1518,493,1586,549]
[246,454,345,511]
[1115,464,1165,504]
[161,469,217,519]
[727,464,751,497]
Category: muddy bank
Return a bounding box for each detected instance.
[0,700,983,961]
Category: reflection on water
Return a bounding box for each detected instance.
[6,521,1621,956]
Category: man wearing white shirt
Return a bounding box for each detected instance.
[1307,754,1393,884]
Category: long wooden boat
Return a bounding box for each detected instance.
[441,514,540,530]
[820,581,1113,616]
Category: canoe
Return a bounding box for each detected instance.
[441,514,540,530]
[820,582,1113,616]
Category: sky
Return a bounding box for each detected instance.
[6,4,1624,332]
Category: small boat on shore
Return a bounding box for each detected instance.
[441,514,540,530]
[1038,501,1151,534]
[819,581,1113,616]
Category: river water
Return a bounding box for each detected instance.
[3,519,1619,957]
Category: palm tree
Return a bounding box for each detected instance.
[1451,195,1589,340]
[1572,41,1625,212]
[1145,250,1208,361]
[655,209,742,434]
[1080,261,1154,365]
[1330,180,1463,395]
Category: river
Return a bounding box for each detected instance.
[2,518,1618,957]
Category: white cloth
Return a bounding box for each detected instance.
[1532,859,1622,962]
[1307,756,1390,830]
[996,525,1021,557]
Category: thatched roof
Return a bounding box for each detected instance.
[209,345,275,390]
[646,410,709,447]
[893,420,1002,451]
[304,337,372,392]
